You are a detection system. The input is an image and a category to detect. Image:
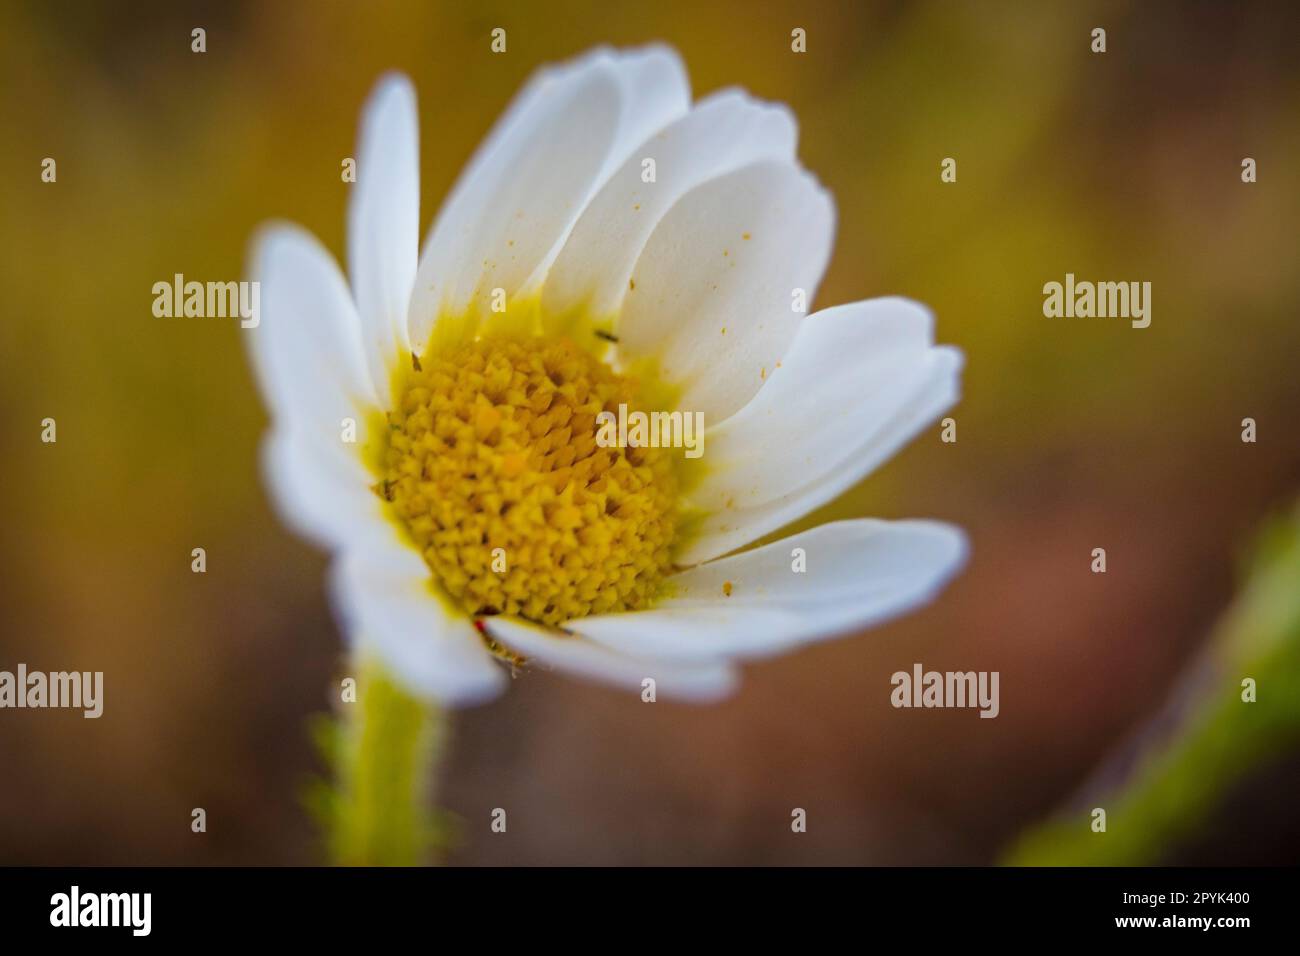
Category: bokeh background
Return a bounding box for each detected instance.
[2,0,1298,865]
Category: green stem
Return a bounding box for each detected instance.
[328,659,447,866]
[1004,502,1300,865]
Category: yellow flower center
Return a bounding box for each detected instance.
[378,333,680,628]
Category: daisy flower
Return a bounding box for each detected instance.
[248,44,966,707]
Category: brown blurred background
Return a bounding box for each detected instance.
[2,0,1298,864]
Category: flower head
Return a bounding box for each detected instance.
[248,45,966,704]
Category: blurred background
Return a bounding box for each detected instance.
[2,0,1298,865]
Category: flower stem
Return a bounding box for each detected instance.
[1004,501,1300,865]
[328,659,447,866]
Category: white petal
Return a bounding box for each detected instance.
[574,519,967,662]
[408,45,689,348]
[688,297,951,513]
[679,345,962,565]
[543,89,796,319]
[602,45,691,167]
[348,73,418,403]
[616,160,835,423]
[329,546,506,704]
[246,223,380,448]
[260,430,399,556]
[485,616,737,702]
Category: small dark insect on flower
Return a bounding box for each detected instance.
[594,329,619,343]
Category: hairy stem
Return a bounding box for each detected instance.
[328,660,447,866]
